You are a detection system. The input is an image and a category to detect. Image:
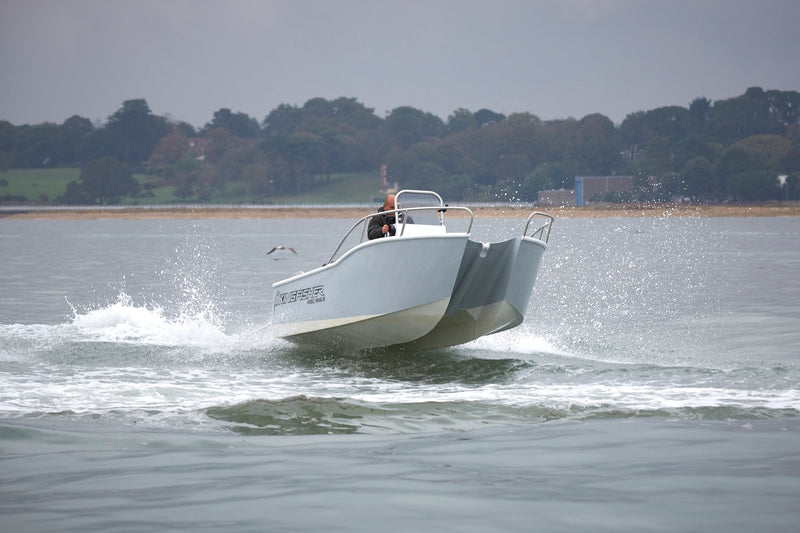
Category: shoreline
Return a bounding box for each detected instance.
[2,203,800,220]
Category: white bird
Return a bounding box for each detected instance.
[267,245,297,255]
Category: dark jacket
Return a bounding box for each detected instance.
[367,208,396,240]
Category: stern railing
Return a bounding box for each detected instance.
[523,212,554,243]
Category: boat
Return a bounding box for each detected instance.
[271,190,553,351]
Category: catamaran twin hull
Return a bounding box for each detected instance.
[271,191,552,351]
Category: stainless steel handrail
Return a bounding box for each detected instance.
[327,205,475,264]
[523,212,554,243]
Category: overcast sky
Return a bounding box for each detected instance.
[1,0,799,128]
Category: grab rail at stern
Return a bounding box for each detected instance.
[523,212,554,243]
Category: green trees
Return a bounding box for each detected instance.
[2,88,799,205]
[256,97,388,196]
[384,110,622,201]
[710,87,787,144]
[1,99,178,173]
[0,117,93,169]
[102,99,172,166]
[716,135,792,201]
[60,156,138,204]
[446,108,477,135]
[617,88,800,202]
[202,108,260,138]
[385,106,445,149]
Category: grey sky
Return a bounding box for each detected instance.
[1,0,798,128]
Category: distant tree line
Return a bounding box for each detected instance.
[1,87,799,204]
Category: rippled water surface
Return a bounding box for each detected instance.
[2,215,799,531]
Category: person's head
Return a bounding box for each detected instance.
[383,194,395,212]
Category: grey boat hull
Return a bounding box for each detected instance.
[397,236,547,350]
[272,234,470,350]
[272,234,547,351]
[271,190,552,351]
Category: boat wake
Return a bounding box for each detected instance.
[68,292,235,348]
[0,291,284,365]
[2,288,798,435]
[456,327,568,357]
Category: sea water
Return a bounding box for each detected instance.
[1,216,799,532]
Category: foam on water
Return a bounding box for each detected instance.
[457,327,567,357]
[3,285,798,431]
[69,292,233,348]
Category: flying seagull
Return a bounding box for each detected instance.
[267,245,297,255]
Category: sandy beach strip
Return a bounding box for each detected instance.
[2,203,800,220]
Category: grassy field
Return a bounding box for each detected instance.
[1,168,384,205]
[0,168,80,203]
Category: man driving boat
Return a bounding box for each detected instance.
[367,194,397,239]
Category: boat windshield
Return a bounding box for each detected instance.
[395,190,444,226]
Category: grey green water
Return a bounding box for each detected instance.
[1,216,798,531]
